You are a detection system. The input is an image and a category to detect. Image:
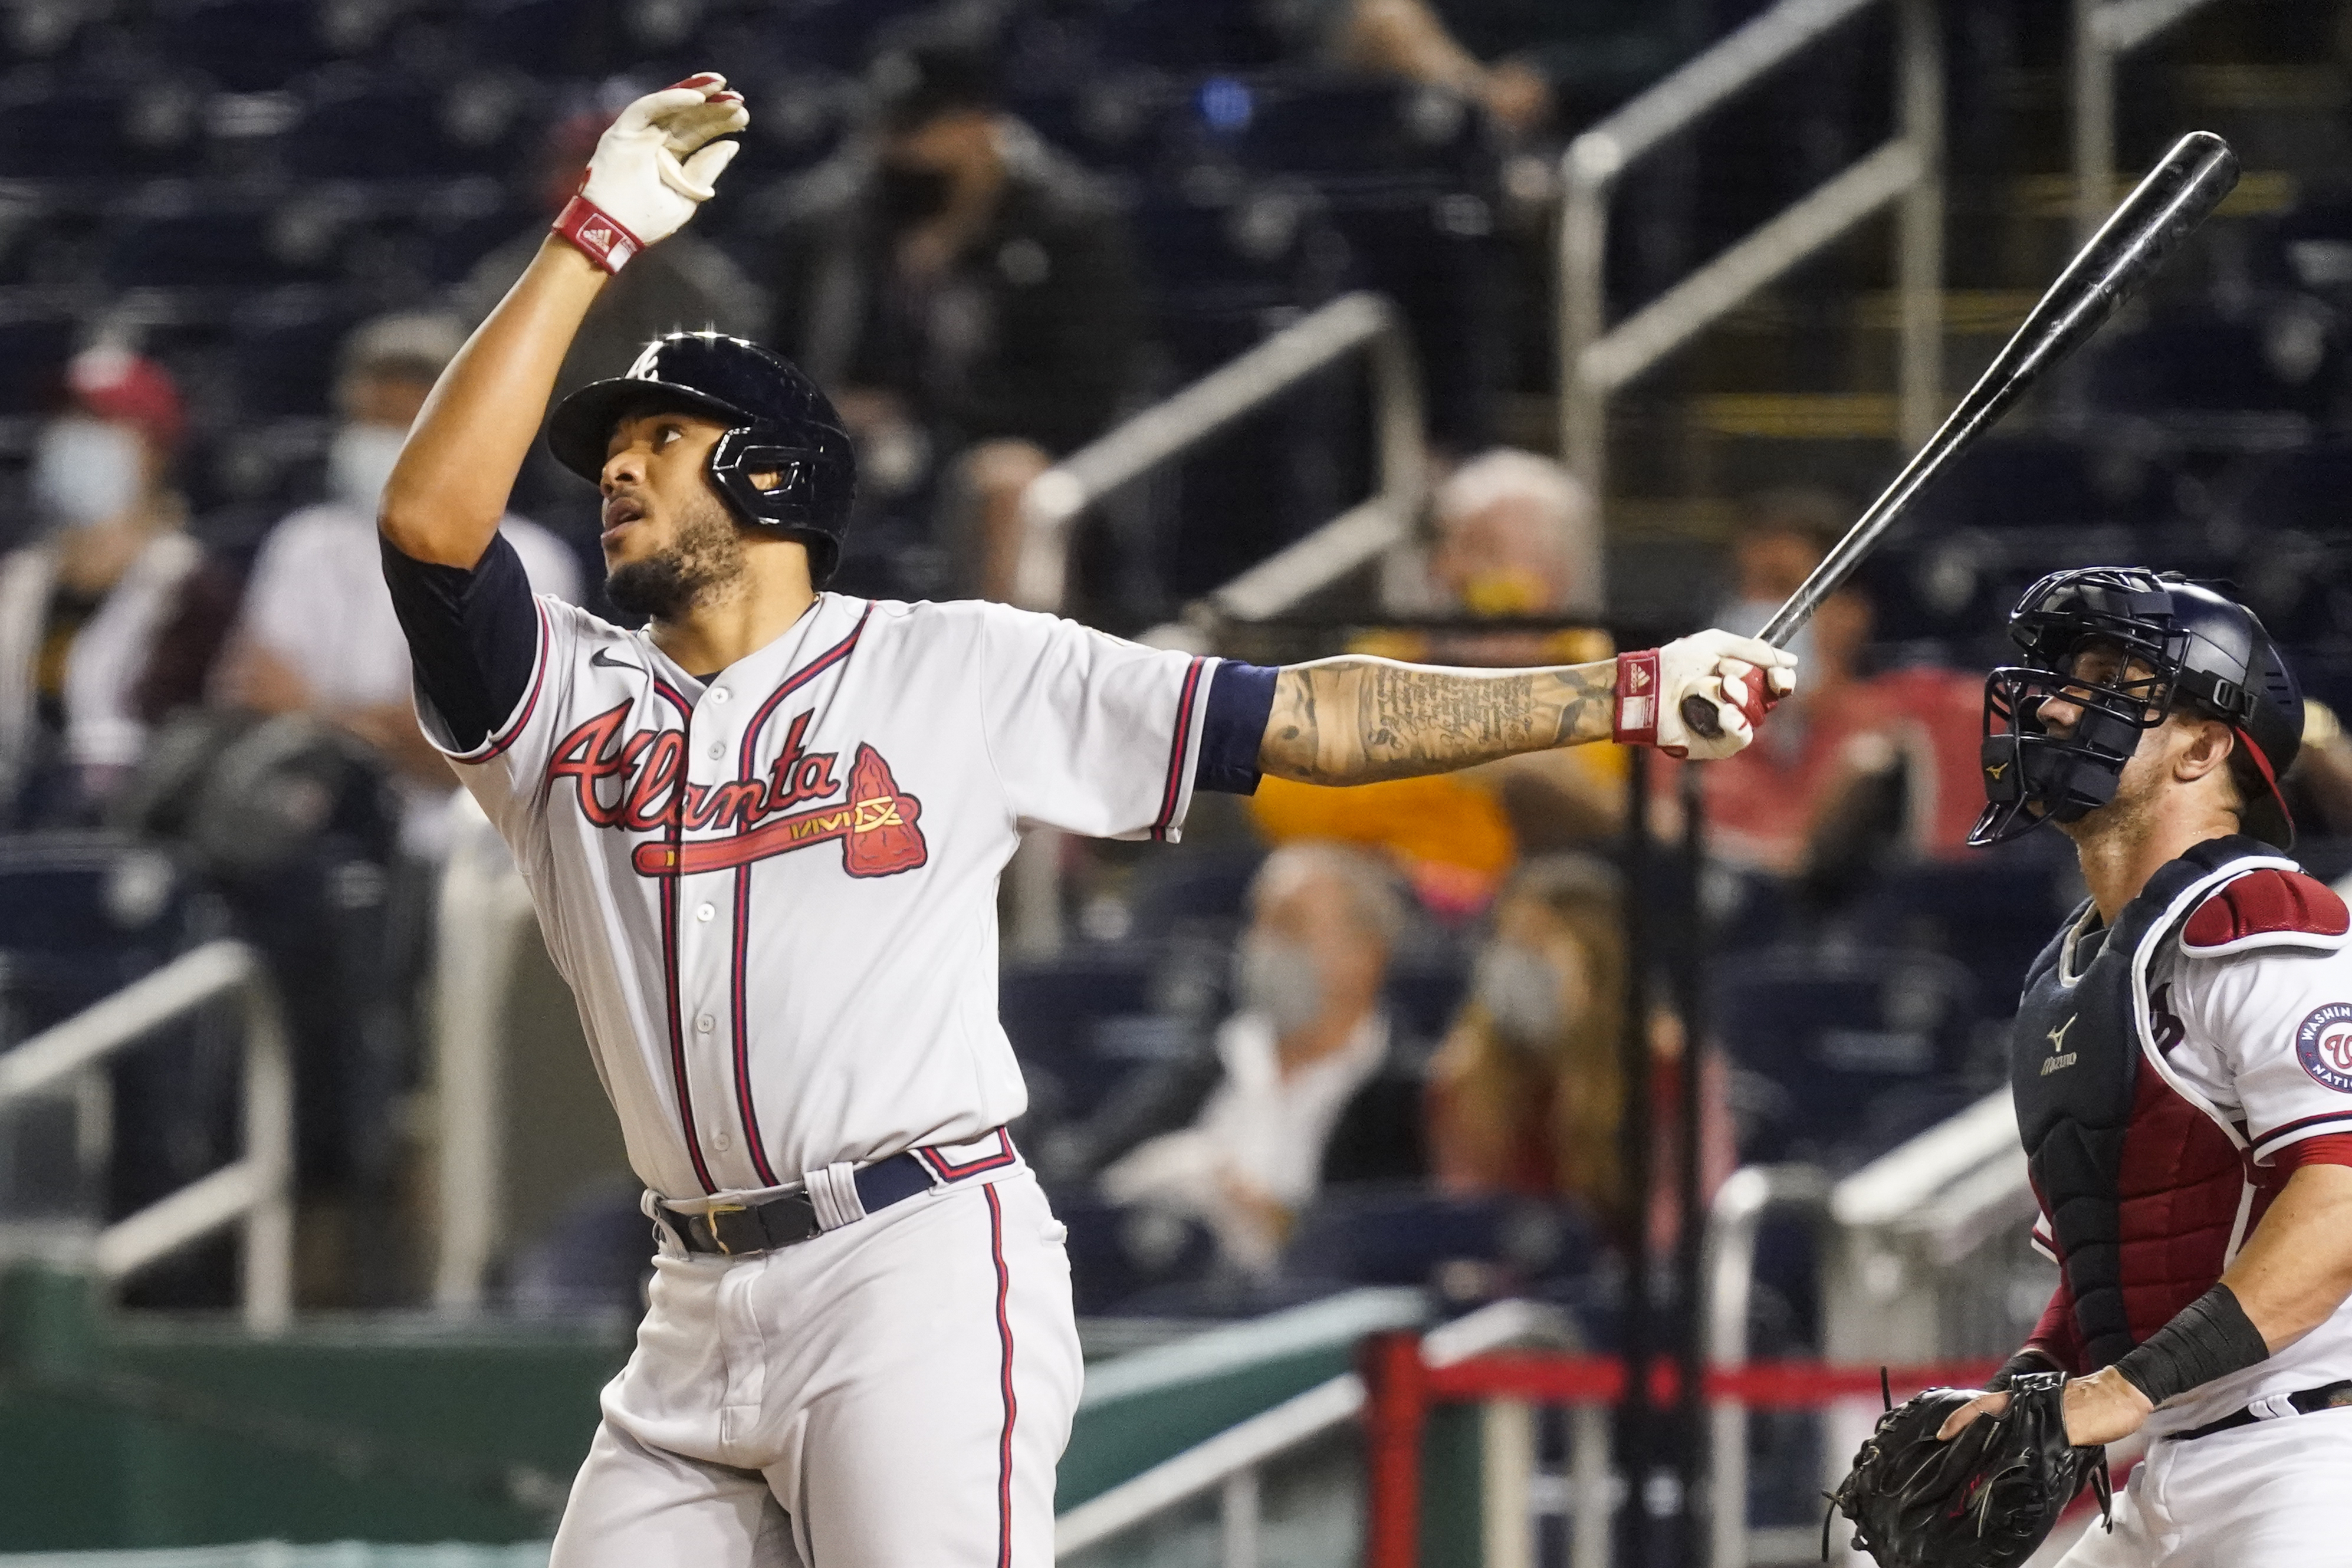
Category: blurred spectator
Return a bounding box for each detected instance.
[216,314,580,856]
[1669,555,1985,879]
[1101,843,1425,1273]
[1248,451,1620,915]
[0,347,235,824]
[1716,486,1843,669]
[454,104,764,512]
[1425,854,1732,1251]
[1339,0,1556,140]
[767,25,1144,599]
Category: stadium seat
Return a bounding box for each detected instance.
[282,69,537,181]
[2082,310,2338,441]
[1094,0,1292,71]
[1712,947,1982,1168]
[0,65,209,180]
[1844,836,2080,1010]
[228,286,368,418]
[0,304,75,415]
[1233,80,1491,191]
[2222,442,2352,646]
[153,0,346,93]
[98,188,333,291]
[999,946,1174,1125]
[1282,1185,1599,1293]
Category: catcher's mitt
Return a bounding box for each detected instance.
[1824,1370,2111,1568]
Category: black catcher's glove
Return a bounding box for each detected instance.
[1824,1371,2111,1568]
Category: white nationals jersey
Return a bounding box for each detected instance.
[421,590,1217,1202]
[2027,863,2352,1436]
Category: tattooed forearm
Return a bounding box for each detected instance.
[1260,656,1617,785]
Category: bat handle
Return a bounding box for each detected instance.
[1680,692,1724,741]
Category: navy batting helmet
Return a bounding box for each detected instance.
[1972,567,2303,848]
[547,332,858,584]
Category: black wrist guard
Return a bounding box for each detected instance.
[1988,1348,2060,1391]
[2111,1284,2269,1407]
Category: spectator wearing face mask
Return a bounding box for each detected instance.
[1427,856,1733,1253]
[0,347,236,824]
[1100,843,1427,1274]
[1248,451,1621,915]
[766,24,1143,600]
[215,314,579,853]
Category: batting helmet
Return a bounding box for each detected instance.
[1972,567,2302,848]
[547,331,858,584]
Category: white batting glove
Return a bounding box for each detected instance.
[1611,629,1798,761]
[553,73,748,274]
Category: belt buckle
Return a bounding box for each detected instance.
[702,1202,748,1255]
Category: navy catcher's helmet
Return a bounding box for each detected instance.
[547,332,857,584]
[1972,567,2302,848]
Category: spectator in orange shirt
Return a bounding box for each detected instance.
[1249,451,1620,916]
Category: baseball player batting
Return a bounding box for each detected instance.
[1907,568,2352,1564]
[376,77,1795,1566]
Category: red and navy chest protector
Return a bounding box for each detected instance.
[2010,834,2282,1370]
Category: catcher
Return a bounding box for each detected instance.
[1830,568,2352,1567]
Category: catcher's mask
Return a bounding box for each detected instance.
[1970,567,2302,849]
[547,331,858,585]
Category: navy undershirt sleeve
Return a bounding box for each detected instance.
[1194,660,1277,795]
[379,531,540,753]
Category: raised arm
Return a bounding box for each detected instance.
[379,75,748,567]
[1258,630,1795,785]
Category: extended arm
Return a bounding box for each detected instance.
[1257,630,1795,785]
[379,75,747,568]
[1260,657,1614,784]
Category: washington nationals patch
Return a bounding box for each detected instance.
[2295,1002,2352,1093]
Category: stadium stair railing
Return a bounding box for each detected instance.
[0,940,292,1335]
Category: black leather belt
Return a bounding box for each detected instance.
[658,1149,937,1257]
[2171,1379,2352,1442]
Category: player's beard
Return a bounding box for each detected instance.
[605,491,748,622]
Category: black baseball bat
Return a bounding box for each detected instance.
[1680,129,2241,739]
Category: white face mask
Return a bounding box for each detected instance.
[327,423,409,515]
[1474,945,1565,1058]
[1234,932,1323,1038]
[33,419,143,527]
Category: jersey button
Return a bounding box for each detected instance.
[709,688,730,704]
[695,1013,715,1033]
[695,903,715,922]
[711,1129,732,1152]
[708,742,725,760]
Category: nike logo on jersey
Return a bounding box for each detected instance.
[590,649,645,673]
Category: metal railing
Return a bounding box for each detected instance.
[1013,290,1428,620]
[0,941,293,1334]
[1557,0,1946,494]
[2073,0,2231,240]
[430,791,545,1311]
[1056,1298,1571,1565]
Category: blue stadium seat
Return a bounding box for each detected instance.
[99,188,332,290]
[228,287,367,418]
[2223,442,2352,646]
[1233,81,1490,190]
[0,66,209,180]
[1282,1185,1599,1291]
[2082,310,2338,438]
[1842,836,2080,1014]
[999,947,1172,1124]
[154,0,343,93]
[0,304,74,415]
[282,70,537,181]
[1712,947,1981,1168]
[1093,0,1292,72]
[0,834,206,1034]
